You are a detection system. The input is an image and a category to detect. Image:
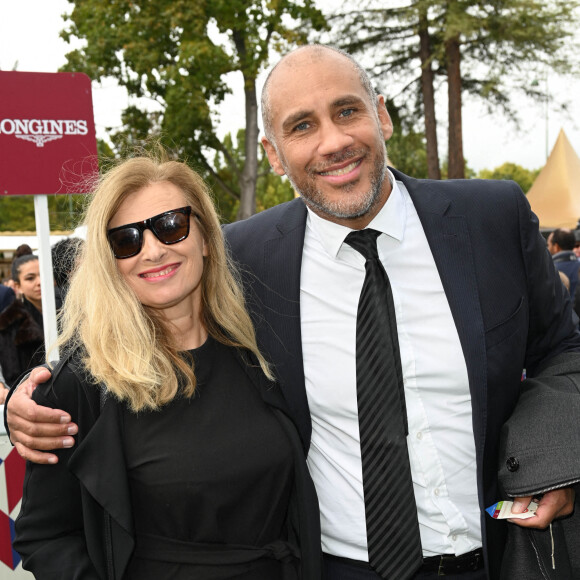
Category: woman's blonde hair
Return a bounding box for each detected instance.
[57,154,272,411]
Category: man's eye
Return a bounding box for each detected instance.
[294,121,310,132]
[339,108,355,118]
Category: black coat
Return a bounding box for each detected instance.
[0,284,15,313]
[0,298,44,388]
[498,352,580,580]
[14,349,322,580]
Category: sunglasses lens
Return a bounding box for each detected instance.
[153,211,190,243]
[109,227,141,259]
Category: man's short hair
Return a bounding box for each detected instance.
[551,228,576,251]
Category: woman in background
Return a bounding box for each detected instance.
[14,154,320,580]
[0,253,44,390]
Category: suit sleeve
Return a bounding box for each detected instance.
[13,367,100,580]
[516,186,580,375]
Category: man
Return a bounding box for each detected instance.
[573,230,580,259]
[6,46,579,579]
[547,228,580,298]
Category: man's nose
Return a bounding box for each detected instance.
[317,120,354,157]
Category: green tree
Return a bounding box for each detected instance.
[385,99,429,179]
[0,194,86,232]
[327,0,580,179]
[477,162,540,193]
[212,130,295,223]
[0,197,36,231]
[61,0,326,220]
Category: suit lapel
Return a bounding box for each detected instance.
[392,170,488,455]
[257,199,312,449]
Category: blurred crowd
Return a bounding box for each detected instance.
[0,238,83,402]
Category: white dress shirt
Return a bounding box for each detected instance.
[300,172,482,560]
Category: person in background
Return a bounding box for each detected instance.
[547,228,580,298]
[14,244,33,258]
[559,271,571,292]
[573,230,580,259]
[0,282,15,313]
[0,253,45,389]
[12,155,320,580]
[51,237,85,301]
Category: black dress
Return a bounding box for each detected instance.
[122,336,298,579]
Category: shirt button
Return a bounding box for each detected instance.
[434,488,440,496]
[452,535,458,541]
[416,432,423,440]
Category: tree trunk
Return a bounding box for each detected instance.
[237,80,259,220]
[418,10,441,180]
[446,35,464,179]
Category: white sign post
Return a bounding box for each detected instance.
[33,195,59,362]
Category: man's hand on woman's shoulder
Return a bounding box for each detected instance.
[7,366,78,465]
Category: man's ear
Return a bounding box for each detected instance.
[261,137,286,176]
[377,95,393,142]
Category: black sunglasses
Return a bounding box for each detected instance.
[107,206,193,259]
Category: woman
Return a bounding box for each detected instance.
[14,156,321,580]
[0,253,45,391]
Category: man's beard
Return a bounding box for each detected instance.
[282,145,388,221]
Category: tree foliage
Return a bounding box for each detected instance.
[212,130,295,222]
[385,99,429,179]
[0,195,86,232]
[477,161,541,193]
[60,0,326,220]
[327,0,580,179]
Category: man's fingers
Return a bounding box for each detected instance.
[7,376,78,462]
[14,442,60,465]
[8,385,71,428]
[511,496,532,514]
[28,366,53,388]
[509,489,575,529]
[10,420,76,448]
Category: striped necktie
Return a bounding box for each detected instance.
[345,228,423,580]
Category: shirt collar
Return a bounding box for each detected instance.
[306,169,406,259]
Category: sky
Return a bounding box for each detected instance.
[2,0,580,174]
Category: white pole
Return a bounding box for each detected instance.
[33,195,59,362]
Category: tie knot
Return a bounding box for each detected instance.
[345,228,381,260]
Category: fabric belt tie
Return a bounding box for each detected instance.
[133,533,298,565]
[345,228,423,580]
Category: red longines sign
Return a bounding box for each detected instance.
[0,71,98,196]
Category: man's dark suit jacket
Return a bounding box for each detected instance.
[224,168,580,578]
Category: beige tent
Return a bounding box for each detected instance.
[527,129,580,230]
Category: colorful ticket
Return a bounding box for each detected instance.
[486,500,538,520]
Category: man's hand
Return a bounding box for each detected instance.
[509,488,576,528]
[7,366,78,465]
